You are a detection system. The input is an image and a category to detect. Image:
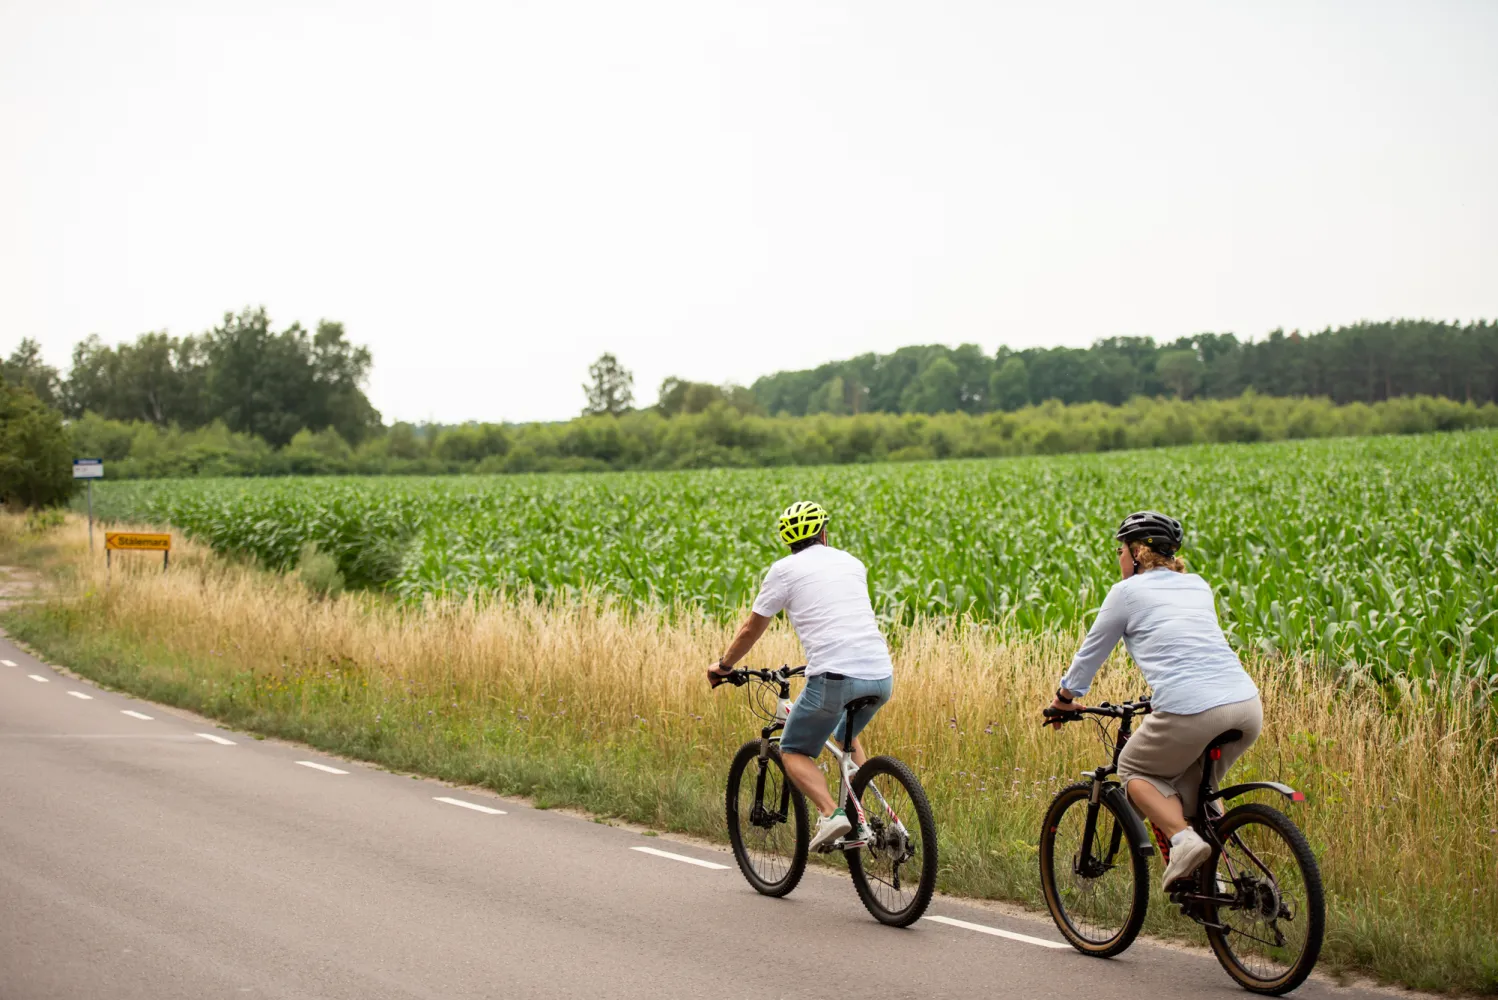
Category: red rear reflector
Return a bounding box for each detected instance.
[1291,791,1306,802]
[1209,748,1222,760]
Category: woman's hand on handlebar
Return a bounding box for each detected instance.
[1046,693,1084,728]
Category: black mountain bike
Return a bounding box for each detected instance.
[717,665,938,927]
[1040,699,1324,995]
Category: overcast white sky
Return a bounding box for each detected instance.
[3,1,1496,424]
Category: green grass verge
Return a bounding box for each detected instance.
[3,592,1495,995]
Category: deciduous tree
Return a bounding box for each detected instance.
[583,353,634,416]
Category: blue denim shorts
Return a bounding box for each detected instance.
[779,673,893,757]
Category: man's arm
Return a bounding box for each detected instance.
[716,612,772,671]
[711,562,784,687]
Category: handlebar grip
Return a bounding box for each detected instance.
[1041,707,1082,727]
[709,668,749,689]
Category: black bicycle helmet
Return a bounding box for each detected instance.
[1115,510,1183,556]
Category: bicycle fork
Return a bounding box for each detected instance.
[752,739,792,826]
[1077,781,1127,877]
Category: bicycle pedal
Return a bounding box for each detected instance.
[830,837,867,851]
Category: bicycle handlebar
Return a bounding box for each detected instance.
[1041,698,1153,726]
[713,664,807,689]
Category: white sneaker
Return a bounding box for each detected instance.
[809,809,853,851]
[1161,828,1211,888]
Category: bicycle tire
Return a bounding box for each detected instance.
[1039,781,1149,957]
[725,739,808,897]
[1203,803,1324,995]
[845,755,938,927]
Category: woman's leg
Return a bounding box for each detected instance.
[1126,779,1189,839]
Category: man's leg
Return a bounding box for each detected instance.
[781,750,836,816]
[848,736,868,768]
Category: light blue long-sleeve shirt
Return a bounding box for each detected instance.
[1060,568,1258,716]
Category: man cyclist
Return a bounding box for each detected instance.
[708,501,894,851]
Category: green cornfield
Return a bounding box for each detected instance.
[88,430,1498,687]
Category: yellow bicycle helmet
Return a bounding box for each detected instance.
[777,500,829,546]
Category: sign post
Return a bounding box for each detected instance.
[73,459,104,553]
[105,532,171,585]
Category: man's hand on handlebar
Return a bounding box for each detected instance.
[708,663,746,690]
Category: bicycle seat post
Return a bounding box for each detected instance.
[1197,729,1244,827]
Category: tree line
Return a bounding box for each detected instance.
[5,307,380,447]
[745,320,1498,417]
[46,392,1498,480]
[4,312,1497,501]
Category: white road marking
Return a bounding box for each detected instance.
[67,691,94,700]
[630,846,731,870]
[121,710,154,720]
[1,659,17,667]
[27,674,48,683]
[927,915,1071,949]
[434,796,507,815]
[296,761,348,775]
[196,733,236,745]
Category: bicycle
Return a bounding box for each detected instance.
[717,665,938,927]
[1039,698,1324,995]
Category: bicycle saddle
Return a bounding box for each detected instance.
[1206,729,1244,751]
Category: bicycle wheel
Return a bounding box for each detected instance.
[725,739,808,897]
[1039,781,1149,957]
[1203,803,1324,995]
[845,755,938,927]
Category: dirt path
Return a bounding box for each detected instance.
[0,564,41,611]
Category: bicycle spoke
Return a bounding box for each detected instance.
[854,771,924,915]
[1048,805,1137,945]
[1212,816,1312,981]
[736,761,796,883]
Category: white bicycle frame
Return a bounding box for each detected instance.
[774,694,906,847]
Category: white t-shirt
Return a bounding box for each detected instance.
[751,545,894,680]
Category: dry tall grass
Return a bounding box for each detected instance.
[3,514,1494,992]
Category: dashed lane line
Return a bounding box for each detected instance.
[926,915,1070,950]
[121,710,154,721]
[630,846,731,870]
[67,691,94,700]
[434,796,506,815]
[27,674,48,683]
[196,733,237,745]
[1,659,16,667]
[296,761,349,775]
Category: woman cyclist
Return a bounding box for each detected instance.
[1048,511,1263,888]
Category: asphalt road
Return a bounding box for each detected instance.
[0,632,1393,1000]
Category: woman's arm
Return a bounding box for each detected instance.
[1058,585,1128,698]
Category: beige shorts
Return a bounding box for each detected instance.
[1117,696,1263,818]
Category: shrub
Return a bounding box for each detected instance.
[295,542,344,599]
[0,383,77,508]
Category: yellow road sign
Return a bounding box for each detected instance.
[105,532,171,552]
